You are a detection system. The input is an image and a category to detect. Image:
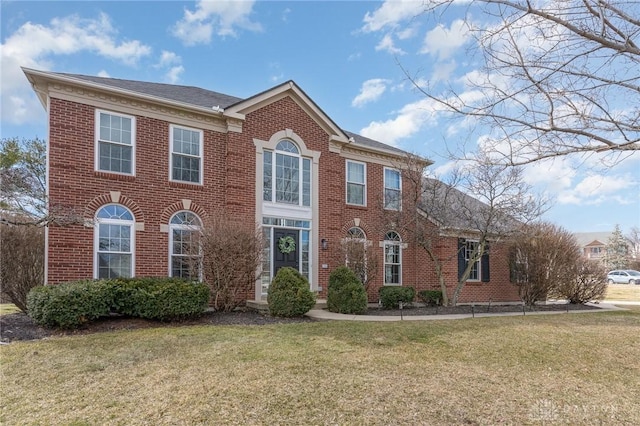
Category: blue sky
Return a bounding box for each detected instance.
[1,0,638,235]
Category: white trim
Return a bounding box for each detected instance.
[95,109,136,176]
[93,204,135,279]
[383,231,402,286]
[169,124,204,185]
[346,160,367,207]
[44,95,51,284]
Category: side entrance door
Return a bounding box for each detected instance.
[273,228,299,277]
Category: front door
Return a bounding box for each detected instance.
[273,228,299,276]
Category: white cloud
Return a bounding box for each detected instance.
[0,13,151,125]
[352,79,391,108]
[558,174,638,205]
[431,60,457,83]
[165,66,185,84]
[155,50,184,83]
[347,52,362,61]
[420,19,470,60]
[158,50,181,67]
[375,34,406,55]
[282,8,291,22]
[396,25,418,40]
[172,0,262,45]
[97,70,111,78]
[361,0,424,33]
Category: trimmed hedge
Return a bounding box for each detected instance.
[267,267,316,317]
[327,266,367,314]
[379,286,416,309]
[417,290,443,306]
[26,277,210,329]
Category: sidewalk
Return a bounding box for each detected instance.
[305,302,629,322]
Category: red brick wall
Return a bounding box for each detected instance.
[46,94,520,304]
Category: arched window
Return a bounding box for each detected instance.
[263,139,311,206]
[383,231,402,285]
[345,227,368,284]
[169,211,202,279]
[95,204,134,279]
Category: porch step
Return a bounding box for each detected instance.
[246,299,327,312]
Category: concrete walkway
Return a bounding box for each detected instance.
[305,302,630,322]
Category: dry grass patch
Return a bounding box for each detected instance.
[605,283,640,301]
[2,311,639,425]
[0,304,21,316]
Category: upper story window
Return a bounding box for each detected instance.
[169,211,202,280]
[170,125,203,184]
[95,204,134,279]
[383,231,402,285]
[263,140,311,207]
[346,160,366,206]
[384,168,401,210]
[96,110,135,175]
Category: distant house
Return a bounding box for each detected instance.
[574,232,612,262]
[23,67,520,305]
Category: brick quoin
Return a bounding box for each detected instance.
[41,78,519,305]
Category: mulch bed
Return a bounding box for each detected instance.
[0,303,602,343]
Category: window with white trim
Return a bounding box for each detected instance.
[383,231,402,285]
[346,160,366,206]
[95,204,134,279]
[263,140,311,206]
[96,110,134,174]
[345,227,368,284]
[384,168,401,210]
[464,240,481,281]
[169,211,202,280]
[170,125,203,184]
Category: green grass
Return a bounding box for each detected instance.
[2,311,639,425]
[0,304,21,315]
[605,283,640,301]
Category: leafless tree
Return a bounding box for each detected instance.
[554,257,608,304]
[627,226,640,269]
[0,219,45,311]
[387,153,545,305]
[509,222,580,305]
[332,234,378,290]
[412,0,639,165]
[197,214,263,312]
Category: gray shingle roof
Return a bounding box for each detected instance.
[54,72,413,158]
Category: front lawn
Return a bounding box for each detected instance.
[1,310,639,425]
[605,283,640,301]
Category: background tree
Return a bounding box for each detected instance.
[605,224,630,269]
[0,221,45,312]
[626,226,640,270]
[387,153,545,306]
[197,214,263,312]
[413,0,639,165]
[509,222,580,306]
[554,257,608,304]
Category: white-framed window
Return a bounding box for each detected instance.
[169,211,202,280]
[346,160,366,206]
[383,231,402,285]
[96,110,135,175]
[95,204,134,279]
[345,227,368,284]
[464,240,481,281]
[263,140,311,206]
[384,168,401,210]
[170,125,203,184]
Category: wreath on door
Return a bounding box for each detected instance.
[278,236,296,254]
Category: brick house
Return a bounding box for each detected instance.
[23,67,520,304]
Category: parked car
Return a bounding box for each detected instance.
[606,270,640,285]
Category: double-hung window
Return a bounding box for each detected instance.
[459,239,490,282]
[95,205,134,279]
[346,160,366,206]
[263,140,311,206]
[384,168,401,210]
[171,125,203,184]
[464,240,481,281]
[96,110,134,174]
[383,231,402,285]
[169,211,202,280]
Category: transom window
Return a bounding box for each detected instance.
[346,161,366,206]
[95,204,134,279]
[96,110,134,174]
[383,231,402,285]
[263,140,311,206]
[169,211,202,280]
[384,168,401,210]
[171,125,203,184]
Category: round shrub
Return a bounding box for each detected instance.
[417,290,443,306]
[267,267,316,317]
[26,280,115,328]
[327,266,367,314]
[379,286,416,309]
